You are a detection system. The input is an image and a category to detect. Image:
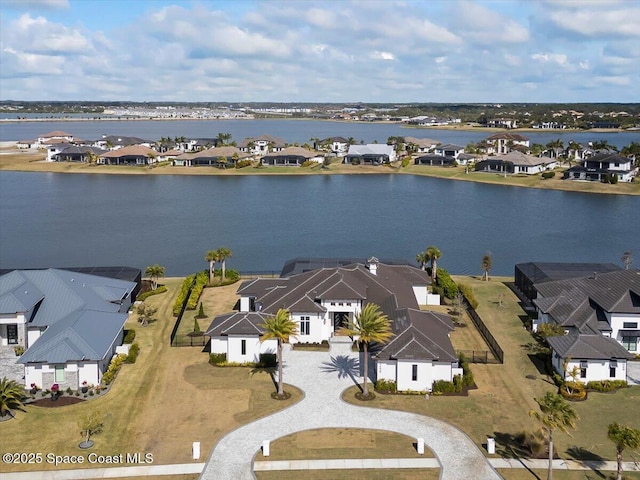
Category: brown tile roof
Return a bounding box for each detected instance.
[40,130,74,138]
[100,145,157,158]
[488,151,555,166]
[486,133,529,141]
[262,146,316,158]
[404,137,441,148]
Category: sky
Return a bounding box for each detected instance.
[1,0,639,103]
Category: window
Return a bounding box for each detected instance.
[241,339,246,355]
[54,365,65,382]
[622,336,638,352]
[610,360,617,378]
[623,322,638,329]
[300,317,310,336]
[580,360,587,378]
[412,364,418,382]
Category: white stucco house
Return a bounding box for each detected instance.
[547,334,633,383]
[0,269,137,389]
[533,269,640,354]
[205,258,456,392]
[344,145,396,164]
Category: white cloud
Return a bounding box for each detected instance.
[370,51,395,61]
[547,5,640,37]
[531,53,568,66]
[454,1,529,44]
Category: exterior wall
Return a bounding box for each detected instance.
[210,337,227,354]
[227,336,276,363]
[552,353,628,383]
[376,359,455,392]
[412,286,428,305]
[320,299,361,335]
[24,362,99,390]
[290,312,325,344]
[240,296,251,312]
[27,327,44,348]
[609,313,640,351]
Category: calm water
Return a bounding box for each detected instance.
[1,172,638,276]
[1,118,638,148]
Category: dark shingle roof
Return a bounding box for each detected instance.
[205,311,270,336]
[547,334,633,360]
[516,262,622,285]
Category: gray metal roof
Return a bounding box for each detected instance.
[547,334,633,360]
[0,271,44,314]
[346,144,394,156]
[0,269,136,364]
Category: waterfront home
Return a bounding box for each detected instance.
[484,133,530,155]
[261,146,321,166]
[433,143,465,160]
[475,151,557,175]
[532,269,640,353]
[404,137,440,153]
[0,268,137,390]
[206,258,456,392]
[37,130,74,147]
[46,141,72,161]
[17,139,37,149]
[239,134,286,156]
[98,145,159,165]
[316,137,349,156]
[547,334,633,383]
[487,118,518,129]
[414,154,456,166]
[174,146,248,167]
[93,134,152,150]
[52,146,107,162]
[344,144,396,164]
[563,152,637,182]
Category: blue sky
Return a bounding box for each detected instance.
[1,0,639,102]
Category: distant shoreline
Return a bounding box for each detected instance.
[0,116,634,136]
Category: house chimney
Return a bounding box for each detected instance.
[367,257,379,276]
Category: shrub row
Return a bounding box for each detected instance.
[301,160,316,167]
[457,283,478,309]
[432,268,458,299]
[136,285,167,302]
[126,343,140,364]
[173,274,196,315]
[102,354,127,385]
[208,353,276,368]
[432,354,474,394]
[209,353,227,365]
[186,271,209,310]
[586,380,627,392]
[541,171,555,179]
[375,379,397,393]
[123,329,136,344]
[235,159,252,169]
[214,268,240,284]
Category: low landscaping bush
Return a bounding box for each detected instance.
[458,283,478,309]
[235,159,252,169]
[258,353,277,368]
[433,268,458,299]
[536,323,566,340]
[459,353,475,387]
[541,171,555,179]
[123,329,136,344]
[209,353,227,365]
[375,379,397,393]
[350,158,361,165]
[136,285,167,302]
[126,343,140,364]
[213,268,240,284]
[586,380,627,392]
[401,157,411,168]
[102,354,127,385]
[301,160,315,167]
[432,379,458,394]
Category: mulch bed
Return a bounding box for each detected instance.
[29,396,86,408]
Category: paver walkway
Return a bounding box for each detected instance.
[199,340,502,480]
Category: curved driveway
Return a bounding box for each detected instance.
[199,342,502,480]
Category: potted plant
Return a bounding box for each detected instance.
[30,383,38,395]
[81,381,88,394]
[51,383,60,401]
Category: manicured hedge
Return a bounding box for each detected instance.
[434,268,458,299]
[102,354,127,385]
[137,285,167,301]
[375,379,397,393]
[126,343,140,364]
[541,171,555,179]
[123,329,136,344]
[186,271,209,310]
[586,380,627,392]
[172,274,196,315]
[458,283,478,309]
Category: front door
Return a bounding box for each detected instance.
[333,312,350,333]
[7,324,18,345]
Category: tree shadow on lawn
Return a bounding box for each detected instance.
[566,446,606,477]
[493,431,546,480]
[320,355,363,392]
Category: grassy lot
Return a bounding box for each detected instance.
[498,470,640,480]
[0,279,301,473]
[2,147,638,195]
[258,428,434,460]
[345,276,640,464]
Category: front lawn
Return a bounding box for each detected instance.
[0,279,301,473]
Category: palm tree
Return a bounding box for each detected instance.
[205,250,220,285]
[216,132,232,146]
[481,254,492,281]
[608,422,640,480]
[337,303,394,398]
[259,309,298,398]
[529,392,579,480]
[416,251,429,271]
[216,247,232,281]
[144,264,165,291]
[426,246,442,282]
[0,377,26,417]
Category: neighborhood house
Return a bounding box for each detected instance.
[0,268,137,390]
[205,258,457,392]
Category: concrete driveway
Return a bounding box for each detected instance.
[627,360,640,386]
[199,341,501,480]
